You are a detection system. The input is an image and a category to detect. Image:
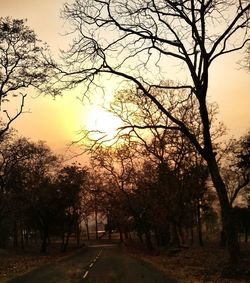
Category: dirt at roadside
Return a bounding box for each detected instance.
[0,247,78,282]
[1,241,250,283]
[125,241,250,283]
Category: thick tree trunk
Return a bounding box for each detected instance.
[223,210,240,263]
[207,158,240,263]
[220,229,227,247]
[198,89,240,263]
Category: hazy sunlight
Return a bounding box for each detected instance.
[85,106,123,142]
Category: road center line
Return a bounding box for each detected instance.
[83,271,89,279]
[82,249,103,280]
[98,249,103,257]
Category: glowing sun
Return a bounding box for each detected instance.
[85,106,122,141]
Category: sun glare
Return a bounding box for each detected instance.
[85,106,123,141]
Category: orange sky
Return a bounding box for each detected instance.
[0,0,249,156]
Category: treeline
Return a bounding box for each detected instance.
[81,86,250,252]
[0,127,249,254]
[88,128,250,252]
[0,130,99,253]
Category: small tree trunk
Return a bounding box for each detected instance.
[63,232,70,252]
[154,230,160,247]
[178,225,186,246]
[95,210,98,240]
[108,230,112,239]
[106,212,112,239]
[145,231,153,252]
[124,229,129,240]
[40,229,48,253]
[76,223,80,248]
[137,232,143,243]
[20,229,24,249]
[19,208,25,249]
[245,225,248,243]
[118,226,123,242]
[197,202,203,247]
[190,226,194,246]
[61,231,65,252]
[170,221,180,247]
[205,219,209,241]
[84,219,90,240]
[13,219,18,248]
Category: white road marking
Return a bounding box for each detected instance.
[83,271,89,279]
[82,249,103,280]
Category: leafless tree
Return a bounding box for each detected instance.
[0,17,54,137]
[60,0,250,262]
[220,132,250,206]
[241,43,250,71]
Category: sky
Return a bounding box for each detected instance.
[0,0,249,158]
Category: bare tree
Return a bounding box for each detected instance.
[60,0,250,262]
[0,17,53,137]
[221,132,250,206]
[90,144,141,240]
[241,43,250,71]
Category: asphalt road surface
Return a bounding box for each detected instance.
[7,241,178,283]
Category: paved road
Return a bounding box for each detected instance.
[7,241,177,283]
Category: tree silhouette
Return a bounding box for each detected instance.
[60,0,250,263]
[55,164,88,251]
[0,17,53,137]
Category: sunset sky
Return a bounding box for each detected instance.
[0,0,249,156]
